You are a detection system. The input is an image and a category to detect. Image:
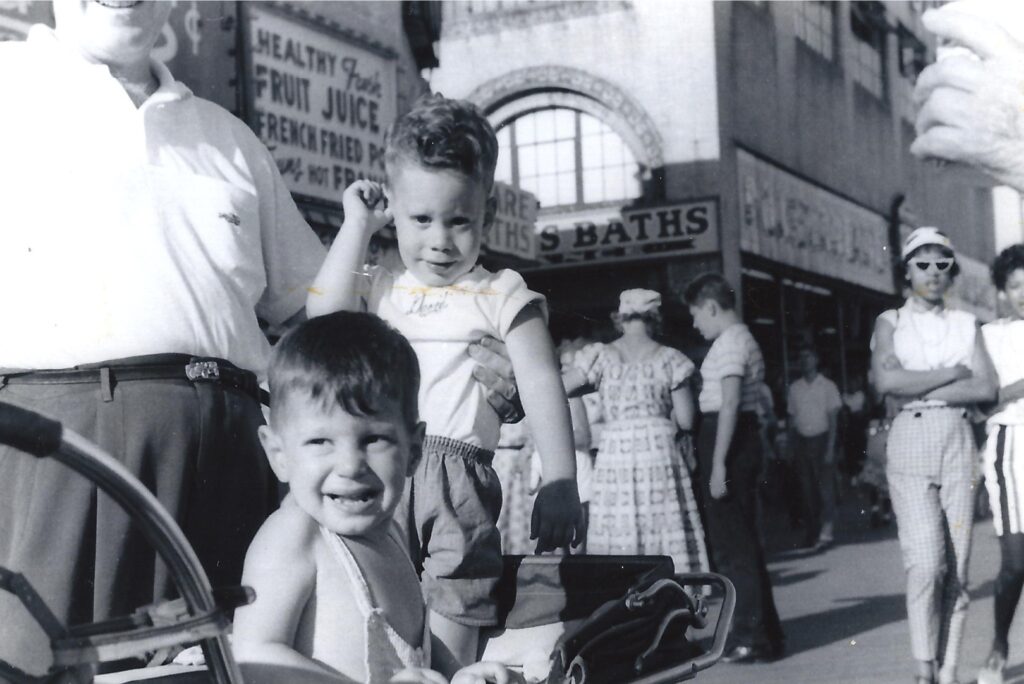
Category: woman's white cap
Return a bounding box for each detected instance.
[902,227,955,260]
[618,289,661,315]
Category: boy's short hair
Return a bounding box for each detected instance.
[683,273,737,310]
[384,93,499,189]
[268,312,420,427]
[991,244,1024,291]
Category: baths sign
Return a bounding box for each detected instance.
[531,200,718,267]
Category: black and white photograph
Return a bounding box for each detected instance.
[1,1,1024,682]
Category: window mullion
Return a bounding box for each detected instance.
[574,111,583,205]
[509,122,519,189]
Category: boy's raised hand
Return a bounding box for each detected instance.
[342,180,392,234]
[530,478,582,553]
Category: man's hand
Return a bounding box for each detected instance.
[530,478,582,553]
[709,464,728,500]
[341,180,392,234]
[468,336,523,424]
[911,4,1024,190]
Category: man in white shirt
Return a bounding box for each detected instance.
[0,2,519,674]
[787,348,843,550]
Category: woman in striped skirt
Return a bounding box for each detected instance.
[978,244,1024,684]
[871,227,998,684]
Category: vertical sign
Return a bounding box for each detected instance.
[485,181,538,261]
[245,4,397,205]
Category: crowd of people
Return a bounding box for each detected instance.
[1,1,1024,683]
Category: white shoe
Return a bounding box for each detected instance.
[977,651,1006,684]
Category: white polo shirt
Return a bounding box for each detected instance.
[787,374,842,437]
[0,27,325,376]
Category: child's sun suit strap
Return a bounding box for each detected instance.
[318,525,431,683]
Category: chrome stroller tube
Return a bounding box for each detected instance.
[0,401,243,684]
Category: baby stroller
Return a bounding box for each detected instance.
[0,401,734,684]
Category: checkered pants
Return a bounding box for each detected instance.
[886,407,976,678]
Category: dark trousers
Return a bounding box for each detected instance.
[0,371,274,674]
[697,412,784,650]
[791,432,836,545]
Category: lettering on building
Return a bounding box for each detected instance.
[246,5,396,203]
[532,200,718,267]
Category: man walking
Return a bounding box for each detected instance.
[787,347,843,550]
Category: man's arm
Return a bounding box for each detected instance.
[825,408,839,465]
[710,376,741,500]
[468,337,524,423]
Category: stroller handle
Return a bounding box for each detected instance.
[0,401,242,684]
[629,572,736,684]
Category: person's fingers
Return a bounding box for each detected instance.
[468,338,514,377]
[922,6,1021,61]
[913,57,987,105]
[909,125,976,164]
[914,87,976,135]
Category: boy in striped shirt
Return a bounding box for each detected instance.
[685,273,784,664]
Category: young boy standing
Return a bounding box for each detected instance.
[233,312,514,684]
[309,94,581,669]
[684,273,785,663]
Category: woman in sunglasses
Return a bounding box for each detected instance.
[870,226,998,684]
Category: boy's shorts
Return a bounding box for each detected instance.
[410,434,503,626]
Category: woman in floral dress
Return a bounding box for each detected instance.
[564,289,708,574]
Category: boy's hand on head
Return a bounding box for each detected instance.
[450,662,526,684]
[342,180,392,234]
[530,478,582,553]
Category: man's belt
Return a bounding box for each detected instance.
[0,356,269,406]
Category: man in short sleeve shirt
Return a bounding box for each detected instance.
[787,348,843,549]
[0,3,329,672]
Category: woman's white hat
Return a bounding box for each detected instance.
[902,226,955,260]
[618,289,661,315]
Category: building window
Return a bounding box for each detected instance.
[794,1,835,61]
[897,25,927,121]
[495,108,642,210]
[850,1,887,99]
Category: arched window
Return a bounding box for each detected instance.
[494,108,642,210]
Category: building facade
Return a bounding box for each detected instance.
[432,0,1000,393]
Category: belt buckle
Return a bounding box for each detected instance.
[185,360,220,382]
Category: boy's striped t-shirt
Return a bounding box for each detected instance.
[698,323,765,414]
